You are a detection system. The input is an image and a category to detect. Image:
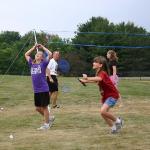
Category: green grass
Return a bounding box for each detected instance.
[0,75,150,150]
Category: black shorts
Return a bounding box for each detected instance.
[47,75,58,92]
[34,92,50,107]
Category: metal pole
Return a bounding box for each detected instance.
[33,29,38,52]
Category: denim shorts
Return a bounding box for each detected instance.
[104,97,117,107]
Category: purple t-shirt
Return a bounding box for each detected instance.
[28,58,49,93]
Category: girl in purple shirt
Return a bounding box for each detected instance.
[25,44,54,130]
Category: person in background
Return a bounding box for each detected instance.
[47,51,60,108]
[107,50,122,107]
[106,50,119,88]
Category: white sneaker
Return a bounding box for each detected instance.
[37,123,49,130]
[111,124,118,134]
[111,129,118,134]
[116,117,123,130]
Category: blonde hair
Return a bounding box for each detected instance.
[107,50,118,61]
[33,51,44,64]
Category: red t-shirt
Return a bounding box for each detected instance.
[98,71,119,103]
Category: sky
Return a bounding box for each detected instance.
[0,0,150,38]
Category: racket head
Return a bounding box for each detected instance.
[58,59,70,74]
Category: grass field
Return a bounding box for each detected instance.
[0,75,150,150]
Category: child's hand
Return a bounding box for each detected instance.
[36,44,43,49]
[78,78,87,86]
[82,74,87,79]
[79,79,87,83]
[49,78,54,83]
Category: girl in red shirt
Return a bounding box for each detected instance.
[79,56,123,133]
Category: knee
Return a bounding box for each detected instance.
[43,106,48,111]
[100,109,106,116]
[36,107,41,112]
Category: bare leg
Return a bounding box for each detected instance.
[100,104,117,127]
[101,115,114,127]
[51,91,58,107]
[42,106,49,124]
[36,107,44,116]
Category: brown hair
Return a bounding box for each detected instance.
[93,56,110,76]
[52,51,60,56]
[107,50,118,61]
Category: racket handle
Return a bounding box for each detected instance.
[78,78,86,86]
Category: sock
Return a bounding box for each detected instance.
[44,123,49,127]
[116,117,121,123]
[48,105,50,113]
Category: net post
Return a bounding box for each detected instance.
[33,29,38,52]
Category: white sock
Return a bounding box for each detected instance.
[116,118,121,123]
[48,105,51,113]
[44,123,49,126]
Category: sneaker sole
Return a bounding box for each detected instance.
[37,127,49,130]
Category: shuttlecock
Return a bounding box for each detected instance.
[0,107,4,112]
[9,134,14,139]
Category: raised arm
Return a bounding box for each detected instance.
[25,45,36,62]
[38,44,52,60]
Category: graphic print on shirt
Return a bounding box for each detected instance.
[31,65,42,75]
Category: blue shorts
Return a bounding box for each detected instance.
[104,97,117,107]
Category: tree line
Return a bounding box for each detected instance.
[0,16,150,76]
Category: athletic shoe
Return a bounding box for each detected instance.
[111,128,118,134]
[37,123,49,130]
[56,105,60,108]
[116,117,123,130]
[111,124,118,134]
[52,105,60,109]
